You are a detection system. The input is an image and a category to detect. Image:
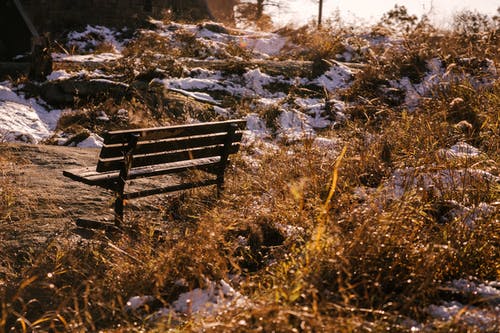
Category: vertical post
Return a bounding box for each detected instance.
[318,0,324,29]
[256,0,264,20]
[217,123,237,197]
[114,133,139,227]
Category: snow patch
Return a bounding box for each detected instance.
[74,134,104,148]
[172,280,248,315]
[0,84,62,143]
[438,142,482,160]
[448,279,500,301]
[125,296,155,311]
[314,63,355,91]
[46,70,73,81]
[241,34,288,57]
[278,110,314,141]
[245,113,270,140]
[243,68,275,96]
[168,87,220,105]
[53,53,123,63]
[428,301,499,330]
[387,167,499,200]
[65,25,127,53]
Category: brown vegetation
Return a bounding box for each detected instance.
[1,6,499,332]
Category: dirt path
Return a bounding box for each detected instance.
[0,143,171,272]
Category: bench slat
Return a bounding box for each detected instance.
[96,144,239,172]
[64,157,222,188]
[103,119,246,145]
[99,132,243,159]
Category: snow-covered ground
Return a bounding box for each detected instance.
[3,22,496,147]
[1,22,356,146]
[0,83,62,144]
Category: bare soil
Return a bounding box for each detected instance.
[0,143,177,275]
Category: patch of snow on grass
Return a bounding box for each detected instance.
[387,167,499,200]
[313,137,342,152]
[53,53,123,63]
[390,58,444,109]
[245,113,270,140]
[241,34,288,57]
[294,98,331,129]
[173,21,288,58]
[125,296,155,311]
[0,84,62,143]
[66,25,127,53]
[243,68,277,97]
[76,134,104,148]
[314,63,355,91]
[428,301,499,330]
[168,87,221,105]
[447,202,497,227]
[46,70,74,81]
[438,142,482,160]
[162,76,225,92]
[448,279,500,301]
[172,280,248,315]
[213,106,230,117]
[133,280,248,321]
[46,68,115,81]
[161,67,287,100]
[278,110,314,141]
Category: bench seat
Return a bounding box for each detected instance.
[63,156,221,189]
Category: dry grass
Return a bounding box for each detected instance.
[0,155,16,221]
[1,11,499,332]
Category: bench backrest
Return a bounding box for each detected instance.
[96,119,246,173]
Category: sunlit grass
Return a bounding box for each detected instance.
[1,7,499,332]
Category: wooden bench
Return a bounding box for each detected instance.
[63,119,246,229]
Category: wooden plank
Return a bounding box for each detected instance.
[103,119,246,145]
[99,132,243,159]
[63,157,222,186]
[96,144,240,172]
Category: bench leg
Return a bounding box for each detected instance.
[114,195,124,227]
[216,174,224,198]
[216,183,222,198]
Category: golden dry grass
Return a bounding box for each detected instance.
[1,10,499,332]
